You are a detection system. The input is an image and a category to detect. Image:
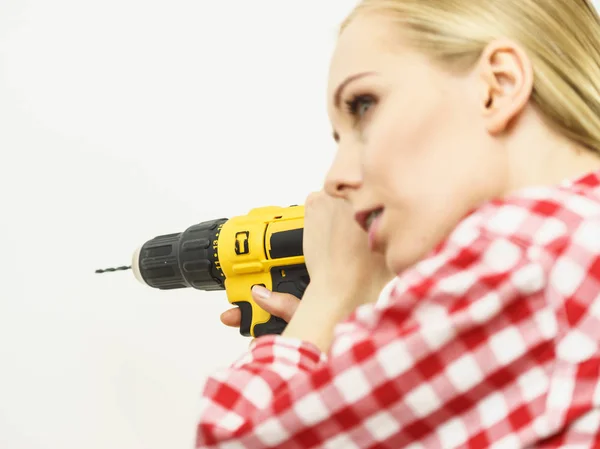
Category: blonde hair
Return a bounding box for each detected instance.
[342,0,600,154]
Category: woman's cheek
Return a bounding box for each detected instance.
[361,119,400,185]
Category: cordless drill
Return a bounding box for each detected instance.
[130,205,309,337]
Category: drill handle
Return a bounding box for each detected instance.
[235,263,310,337]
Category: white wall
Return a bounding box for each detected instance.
[2,1,600,448]
[0,2,357,448]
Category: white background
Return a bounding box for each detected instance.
[2,1,599,448]
[0,1,358,448]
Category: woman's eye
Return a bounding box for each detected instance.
[346,94,376,120]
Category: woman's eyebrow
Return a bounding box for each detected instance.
[333,71,377,109]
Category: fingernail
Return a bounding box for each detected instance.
[252,285,271,300]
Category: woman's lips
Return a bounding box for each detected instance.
[367,212,383,252]
[354,207,384,232]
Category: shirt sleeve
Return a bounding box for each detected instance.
[194,200,598,448]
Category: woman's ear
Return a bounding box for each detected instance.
[477,38,534,134]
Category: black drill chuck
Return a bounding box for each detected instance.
[132,218,228,291]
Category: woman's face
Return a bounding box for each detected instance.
[325,13,510,274]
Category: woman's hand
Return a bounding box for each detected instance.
[301,190,394,308]
[280,191,395,352]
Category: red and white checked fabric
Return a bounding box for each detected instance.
[196,170,600,448]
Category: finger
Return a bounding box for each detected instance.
[304,190,325,207]
[251,285,301,322]
[220,308,241,327]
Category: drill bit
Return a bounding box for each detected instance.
[95,265,132,274]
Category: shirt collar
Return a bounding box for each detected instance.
[559,168,600,190]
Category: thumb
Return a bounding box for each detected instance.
[251,285,300,322]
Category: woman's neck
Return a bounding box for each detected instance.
[504,110,600,193]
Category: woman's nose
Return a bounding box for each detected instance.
[324,150,362,198]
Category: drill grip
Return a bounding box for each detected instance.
[235,263,309,337]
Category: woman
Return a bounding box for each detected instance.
[199,0,600,447]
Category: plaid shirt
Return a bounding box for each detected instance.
[196,170,600,448]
